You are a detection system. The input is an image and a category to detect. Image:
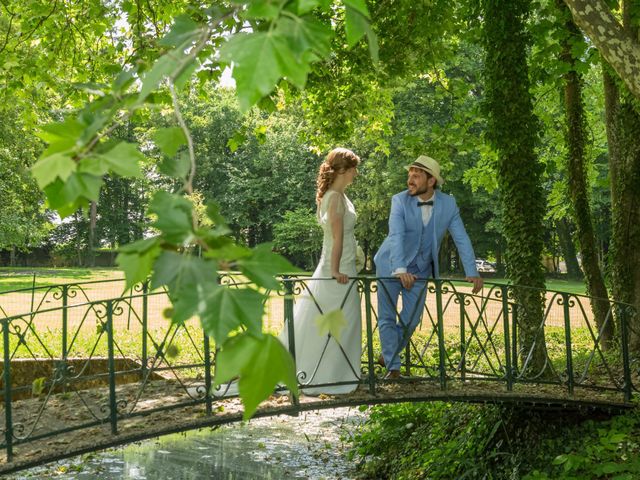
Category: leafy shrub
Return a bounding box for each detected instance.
[350,402,640,479]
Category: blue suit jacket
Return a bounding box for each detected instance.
[374,190,478,278]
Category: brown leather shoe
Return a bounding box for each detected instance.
[377,354,385,367]
[384,370,401,380]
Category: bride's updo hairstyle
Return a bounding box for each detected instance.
[316,148,360,205]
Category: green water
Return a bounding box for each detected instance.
[8,408,363,479]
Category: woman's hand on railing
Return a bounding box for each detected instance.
[332,271,349,284]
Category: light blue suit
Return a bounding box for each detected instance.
[374,189,478,371]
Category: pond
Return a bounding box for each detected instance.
[7,407,365,479]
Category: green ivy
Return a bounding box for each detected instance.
[482,0,547,371]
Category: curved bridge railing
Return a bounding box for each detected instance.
[0,275,638,473]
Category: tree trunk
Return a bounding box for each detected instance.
[602,1,640,352]
[88,201,97,268]
[559,3,614,346]
[438,233,453,275]
[9,246,16,267]
[563,0,640,98]
[482,0,548,375]
[556,219,581,278]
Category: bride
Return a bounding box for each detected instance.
[279,148,362,395]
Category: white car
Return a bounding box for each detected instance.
[475,259,497,273]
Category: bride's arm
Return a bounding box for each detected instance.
[328,193,348,284]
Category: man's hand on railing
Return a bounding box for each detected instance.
[466,276,484,294]
[396,272,418,290]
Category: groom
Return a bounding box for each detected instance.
[374,155,483,379]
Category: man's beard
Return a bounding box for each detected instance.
[409,185,429,196]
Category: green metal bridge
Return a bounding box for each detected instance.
[0,274,637,474]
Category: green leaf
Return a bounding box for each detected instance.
[553,455,568,465]
[78,155,110,176]
[344,5,368,47]
[215,333,298,419]
[213,333,260,385]
[159,151,191,179]
[116,237,162,289]
[31,153,76,189]
[154,127,187,157]
[149,191,194,244]
[227,131,246,152]
[204,242,252,261]
[61,172,103,204]
[159,15,201,48]
[97,142,144,177]
[113,68,137,92]
[43,172,103,218]
[220,32,308,111]
[200,287,264,342]
[277,16,333,60]
[138,47,191,102]
[245,0,282,19]
[119,236,162,253]
[314,308,347,342]
[343,3,377,61]
[294,0,322,15]
[344,0,370,17]
[237,334,298,418]
[174,60,199,90]
[365,26,379,63]
[151,251,219,324]
[236,243,298,289]
[32,377,46,396]
[37,118,86,155]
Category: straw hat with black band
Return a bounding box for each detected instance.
[404,155,445,186]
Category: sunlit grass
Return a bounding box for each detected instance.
[0,267,121,293]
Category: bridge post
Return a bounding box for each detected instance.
[501,285,513,391]
[106,301,118,435]
[458,291,466,383]
[203,333,213,415]
[2,319,13,461]
[141,280,148,382]
[620,306,633,403]
[364,278,376,395]
[435,280,447,390]
[62,284,68,360]
[561,293,574,396]
[511,304,518,375]
[283,277,299,408]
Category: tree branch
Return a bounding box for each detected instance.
[563,0,640,98]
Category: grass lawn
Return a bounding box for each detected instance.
[487,277,587,296]
[442,275,587,296]
[0,267,588,296]
[0,267,121,293]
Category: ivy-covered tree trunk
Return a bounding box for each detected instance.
[602,1,640,352]
[556,219,581,278]
[558,2,613,346]
[482,0,548,373]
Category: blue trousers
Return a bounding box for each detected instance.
[376,275,428,371]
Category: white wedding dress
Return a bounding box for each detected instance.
[279,190,362,395]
